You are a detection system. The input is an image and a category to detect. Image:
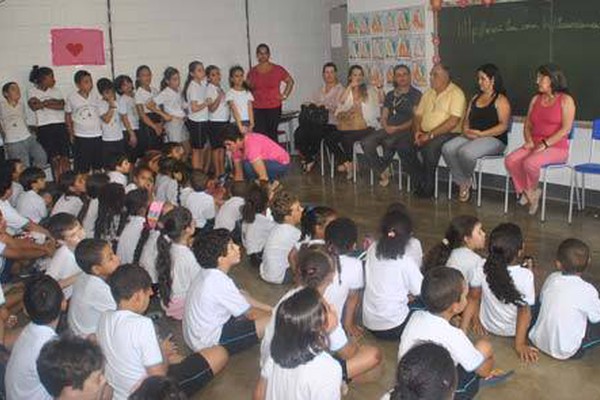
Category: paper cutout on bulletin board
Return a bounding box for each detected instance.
[51,28,105,66]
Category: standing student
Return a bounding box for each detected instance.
[107,154,132,188]
[5,276,65,400]
[51,171,89,219]
[134,65,163,152]
[97,78,127,168]
[180,170,216,233]
[115,74,140,162]
[148,67,188,149]
[65,70,103,173]
[0,82,47,167]
[206,65,230,177]
[68,239,120,337]
[16,166,48,223]
[116,189,150,265]
[98,264,228,400]
[241,183,275,268]
[183,61,209,170]
[28,66,70,178]
[529,238,600,360]
[226,65,254,134]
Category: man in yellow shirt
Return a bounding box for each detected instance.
[396,64,466,197]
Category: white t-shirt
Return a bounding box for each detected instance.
[139,230,160,283]
[181,188,216,229]
[260,223,302,284]
[68,274,116,337]
[154,174,178,204]
[226,88,254,122]
[362,243,423,330]
[0,99,31,143]
[118,94,139,130]
[262,352,342,400]
[446,247,485,287]
[242,213,276,255]
[214,196,245,231]
[97,310,163,400]
[153,87,185,118]
[117,216,145,264]
[82,198,99,238]
[169,243,201,301]
[98,99,125,142]
[51,194,84,217]
[480,265,535,337]
[398,310,485,372]
[16,190,47,223]
[186,80,209,122]
[406,237,424,268]
[183,268,250,351]
[134,86,158,114]
[0,199,29,235]
[206,83,230,122]
[5,323,55,400]
[108,171,128,187]
[28,86,65,126]
[529,272,600,360]
[9,181,23,208]
[45,245,81,299]
[324,254,364,321]
[65,91,102,138]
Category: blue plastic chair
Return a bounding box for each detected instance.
[568,119,600,223]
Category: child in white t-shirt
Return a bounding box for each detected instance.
[363,210,423,340]
[117,189,150,264]
[214,181,246,234]
[148,67,188,145]
[529,238,600,360]
[241,183,275,268]
[97,78,126,168]
[107,154,132,188]
[16,166,48,223]
[154,157,179,204]
[115,74,139,161]
[383,202,423,267]
[180,170,216,233]
[125,165,155,194]
[98,264,227,400]
[226,65,254,133]
[51,170,89,219]
[260,190,303,284]
[81,173,110,238]
[183,61,209,170]
[6,159,24,207]
[46,213,86,299]
[205,65,230,177]
[134,65,164,152]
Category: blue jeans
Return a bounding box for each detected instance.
[242,160,289,181]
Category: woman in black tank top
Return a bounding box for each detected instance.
[441,64,512,202]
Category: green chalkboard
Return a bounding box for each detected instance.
[439,0,600,121]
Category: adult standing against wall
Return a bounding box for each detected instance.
[247,44,295,142]
[504,64,575,215]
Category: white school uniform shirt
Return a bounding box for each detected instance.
[65,91,102,137]
[226,88,254,122]
[0,199,29,235]
[214,196,245,231]
[139,230,160,283]
[183,268,250,351]
[154,174,178,204]
[242,213,276,255]
[406,237,424,268]
[117,216,145,264]
[169,244,201,301]
[529,272,600,360]
[28,86,65,126]
[45,245,81,299]
[97,310,163,400]
[180,188,216,229]
[479,264,535,337]
[82,198,99,238]
[125,182,138,193]
[0,99,31,143]
[186,80,209,122]
[262,352,342,400]
[153,87,185,118]
[446,246,485,287]
[324,254,364,321]
[5,323,55,400]
[68,274,116,337]
[260,223,302,284]
[206,83,230,122]
[118,94,139,130]
[362,243,423,331]
[398,310,485,372]
[134,86,158,114]
[98,98,125,142]
[9,181,23,208]
[16,190,47,223]
[51,194,84,217]
[108,171,128,187]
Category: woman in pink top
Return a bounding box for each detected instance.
[223,124,290,184]
[505,64,575,215]
[247,44,295,142]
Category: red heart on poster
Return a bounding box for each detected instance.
[66,43,84,57]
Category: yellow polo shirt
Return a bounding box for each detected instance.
[416,82,466,133]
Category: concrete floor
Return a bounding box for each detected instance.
[184,164,600,400]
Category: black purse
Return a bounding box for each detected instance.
[299,103,328,126]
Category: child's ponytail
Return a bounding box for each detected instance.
[297,244,336,289]
[376,211,412,260]
[241,183,269,224]
[299,206,336,241]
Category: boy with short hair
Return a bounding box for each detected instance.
[529,238,600,360]
[398,267,496,399]
[5,276,65,400]
[98,264,227,400]
[16,166,48,223]
[107,154,132,188]
[37,336,109,400]
[68,239,120,338]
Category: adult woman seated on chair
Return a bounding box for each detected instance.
[333,65,382,180]
[442,64,511,202]
[505,64,575,215]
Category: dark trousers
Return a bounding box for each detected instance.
[396,132,458,194]
[254,107,282,142]
[139,113,164,152]
[102,139,126,168]
[333,128,374,163]
[74,136,103,172]
[295,123,336,163]
[361,129,412,175]
[242,160,289,181]
[455,365,480,400]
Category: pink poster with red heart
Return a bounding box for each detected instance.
[51,28,106,66]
